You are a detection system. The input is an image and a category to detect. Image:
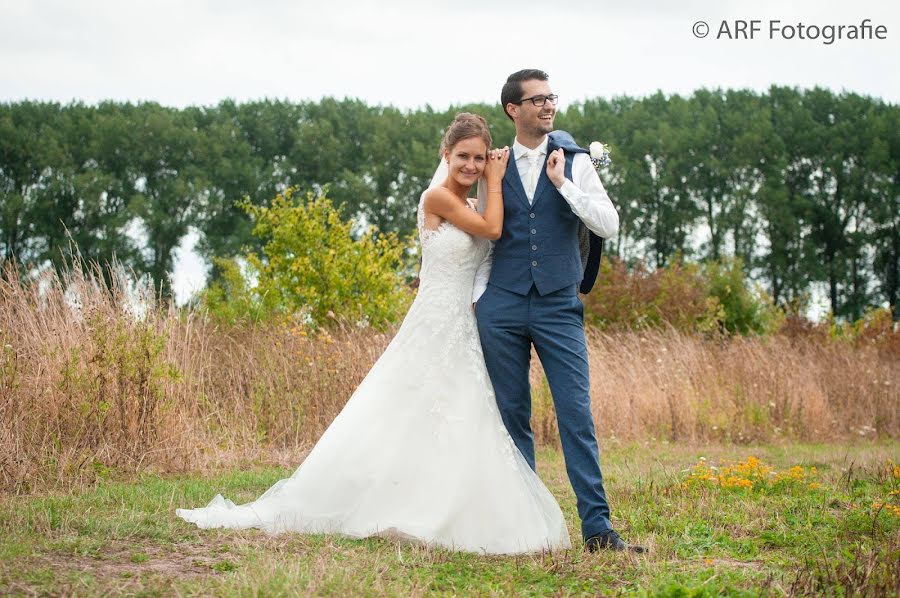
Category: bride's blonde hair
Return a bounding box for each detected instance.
[439,113,492,158]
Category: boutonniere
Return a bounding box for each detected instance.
[589,141,612,169]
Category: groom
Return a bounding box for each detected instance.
[474,69,645,553]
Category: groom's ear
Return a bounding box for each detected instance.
[505,103,519,121]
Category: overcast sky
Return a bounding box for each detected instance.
[3,0,898,108]
[2,0,898,306]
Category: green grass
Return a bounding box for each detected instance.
[1,442,898,596]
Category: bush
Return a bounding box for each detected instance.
[201,188,414,330]
[56,313,180,461]
[826,305,899,358]
[703,257,783,336]
[584,255,721,334]
[199,257,267,326]
[584,255,784,336]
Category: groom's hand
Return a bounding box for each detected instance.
[547,148,566,188]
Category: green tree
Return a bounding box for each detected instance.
[49,103,143,271]
[0,102,68,262]
[3,94,896,320]
[129,104,207,294]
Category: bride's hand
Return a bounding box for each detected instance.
[484,147,510,185]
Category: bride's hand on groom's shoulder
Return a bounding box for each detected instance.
[484,147,510,184]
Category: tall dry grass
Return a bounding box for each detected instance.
[1,260,897,493]
[532,327,897,447]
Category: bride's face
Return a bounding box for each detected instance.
[444,137,488,187]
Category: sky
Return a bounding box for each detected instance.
[2,0,898,307]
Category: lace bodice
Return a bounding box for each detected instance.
[415,193,491,305]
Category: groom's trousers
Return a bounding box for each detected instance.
[475,282,613,539]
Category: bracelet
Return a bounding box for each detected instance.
[487,188,502,193]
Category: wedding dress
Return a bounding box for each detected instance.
[175,188,572,554]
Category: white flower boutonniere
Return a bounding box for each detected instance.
[589,141,611,169]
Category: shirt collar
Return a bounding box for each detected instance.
[513,136,549,161]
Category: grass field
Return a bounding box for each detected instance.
[1,442,898,596]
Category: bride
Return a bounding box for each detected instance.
[176,113,572,554]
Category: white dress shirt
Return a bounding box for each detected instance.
[469,136,620,302]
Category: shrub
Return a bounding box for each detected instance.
[703,257,784,336]
[199,257,268,326]
[201,188,414,330]
[56,313,180,461]
[827,305,899,359]
[584,255,721,334]
[584,255,784,336]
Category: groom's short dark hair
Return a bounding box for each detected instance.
[501,69,549,121]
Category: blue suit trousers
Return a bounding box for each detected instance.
[476,282,613,539]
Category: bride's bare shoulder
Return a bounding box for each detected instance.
[423,186,456,210]
[424,185,453,200]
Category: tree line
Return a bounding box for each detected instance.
[0,87,896,319]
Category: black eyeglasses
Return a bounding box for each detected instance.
[513,94,559,107]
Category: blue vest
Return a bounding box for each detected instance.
[490,131,600,296]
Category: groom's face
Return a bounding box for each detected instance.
[512,79,556,137]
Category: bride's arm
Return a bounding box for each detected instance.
[423,185,504,240]
[424,147,508,240]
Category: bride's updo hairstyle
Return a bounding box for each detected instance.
[439,112,492,158]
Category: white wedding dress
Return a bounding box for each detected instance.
[175,189,571,554]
